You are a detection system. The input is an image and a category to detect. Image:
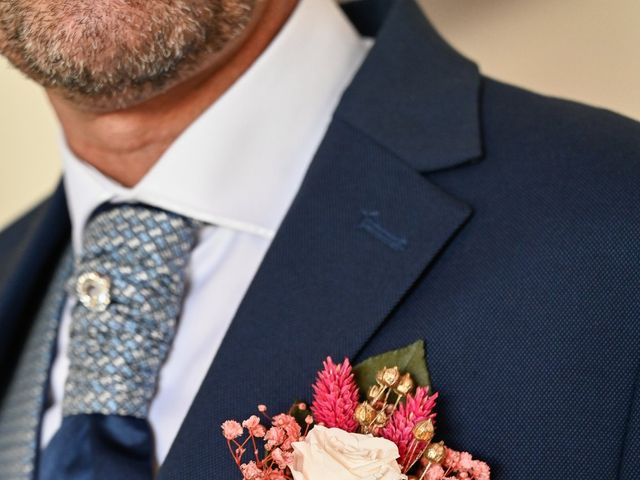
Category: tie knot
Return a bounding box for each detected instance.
[63,203,200,418]
[70,204,200,311]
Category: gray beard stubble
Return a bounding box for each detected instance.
[0,0,256,108]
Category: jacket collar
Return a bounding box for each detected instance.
[340,0,483,171]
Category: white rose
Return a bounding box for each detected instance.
[289,425,406,480]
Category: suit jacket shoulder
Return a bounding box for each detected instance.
[482,77,640,169]
[432,75,640,249]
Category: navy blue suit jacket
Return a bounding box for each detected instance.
[1,1,639,478]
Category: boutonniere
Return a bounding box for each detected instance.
[221,341,490,480]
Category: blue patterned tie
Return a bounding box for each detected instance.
[39,204,200,480]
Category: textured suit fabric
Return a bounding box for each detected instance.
[0,0,638,479]
[0,249,72,480]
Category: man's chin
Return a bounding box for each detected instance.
[48,79,182,114]
[45,49,234,114]
[0,0,260,113]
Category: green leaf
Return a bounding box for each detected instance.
[353,340,432,396]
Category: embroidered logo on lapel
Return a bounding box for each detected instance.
[357,210,408,251]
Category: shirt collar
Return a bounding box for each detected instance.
[62,0,371,252]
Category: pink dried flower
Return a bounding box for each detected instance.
[271,414,301,450]
[240,461,262,479]
[271,413,299,431]
[243,415,260,429]
[379,386,438,466]
[264,471,289,480]
[472,460,491,480]
[425,464,445,480]
[270,447,293,470]
[222,420,244,440]
[444,448,461,470]
[243,415,267,438]
[311,357,360,432]
[264,426,285,450]
[441,447,491,479]
[458,452,474,471]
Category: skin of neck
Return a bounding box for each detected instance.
[49,0,298,188]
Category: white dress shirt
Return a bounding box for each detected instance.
[40,0,371,464]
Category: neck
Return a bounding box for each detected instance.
[49,1,298,188]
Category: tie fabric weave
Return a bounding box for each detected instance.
[39,204,200,480]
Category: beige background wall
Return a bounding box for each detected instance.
[1,0,639,229]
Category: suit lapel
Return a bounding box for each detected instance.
[159,118,472,478]
[160,1,484,477]
[0,182,70,394]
